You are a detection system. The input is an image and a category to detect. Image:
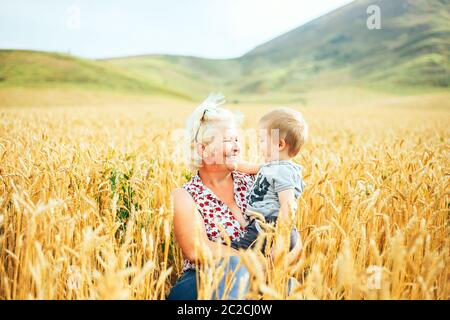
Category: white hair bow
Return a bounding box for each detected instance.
[197,92,226,115]
[188,93,226,142]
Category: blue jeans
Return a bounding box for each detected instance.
[166,256,250,300]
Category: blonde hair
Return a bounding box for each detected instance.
[185,93,242,170]
[259,107,308,157]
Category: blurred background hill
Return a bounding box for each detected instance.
[0,0,449,106]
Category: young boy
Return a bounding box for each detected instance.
[229,107,308,252]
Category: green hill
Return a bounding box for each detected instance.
[0,50,192,100]
[105,0,449,101]
[238,0,450,94]
[105,54,242,101]
[1,0,449,104]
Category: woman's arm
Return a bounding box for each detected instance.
[172,188,240,263]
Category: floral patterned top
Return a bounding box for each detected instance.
[181,171,255,272]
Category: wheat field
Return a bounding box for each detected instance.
[0,96,449,300]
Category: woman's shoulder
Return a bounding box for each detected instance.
[174,171,204,204]
[172,187,191,198]
[172,187,191,201]
[181,171,201,186]
[171,187,195,211]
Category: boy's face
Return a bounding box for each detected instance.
[257,122,280,162]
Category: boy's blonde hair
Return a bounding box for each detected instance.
[259,107,308,157]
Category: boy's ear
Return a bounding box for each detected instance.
[279,138,287,151]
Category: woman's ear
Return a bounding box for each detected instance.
[196,142,207,158]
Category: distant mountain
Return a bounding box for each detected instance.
[1,0,449,102]
[238,0,450,93]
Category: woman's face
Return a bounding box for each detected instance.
[200,123,241,167]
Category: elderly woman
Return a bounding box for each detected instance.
[167,94,254,300]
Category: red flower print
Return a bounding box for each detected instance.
[181,172,254,271]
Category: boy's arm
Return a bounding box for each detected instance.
[230,160,262,175]
[277,189,296,223]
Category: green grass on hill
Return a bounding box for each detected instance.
[0,50,192,100]
[0,0,448,105]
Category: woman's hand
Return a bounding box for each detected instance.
[172,188,239,263]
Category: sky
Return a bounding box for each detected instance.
[0,0,354,59]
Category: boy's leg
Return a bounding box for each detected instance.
[289,226,300,252]
[263,216,299,253]
[230,219,260,250]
